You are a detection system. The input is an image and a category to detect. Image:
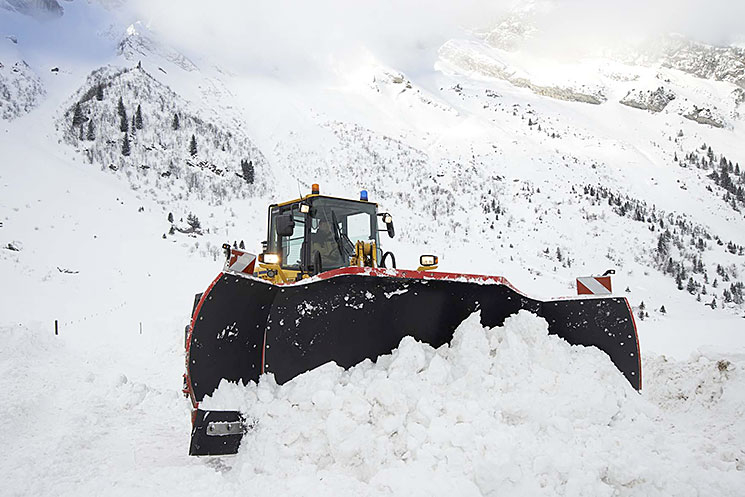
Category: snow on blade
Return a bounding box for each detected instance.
[201,311,745,496]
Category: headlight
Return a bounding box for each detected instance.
[419,255,438,267]
[383,214,392,224]
[262,253,280,264]
[300,203,310,214]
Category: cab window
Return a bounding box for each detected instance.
[281,211,305,268]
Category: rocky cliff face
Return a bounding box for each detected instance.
[620,87,676,113]
[656,37,745,90]
[683,105,726,128]
[438,40,606,105]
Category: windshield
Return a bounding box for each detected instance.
[309,198,380,271]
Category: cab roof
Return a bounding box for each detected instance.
[271,193,378,209]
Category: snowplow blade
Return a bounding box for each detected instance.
[186,267,640,455]
[189,409,246,456]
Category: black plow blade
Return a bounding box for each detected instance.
[186,268,640,455]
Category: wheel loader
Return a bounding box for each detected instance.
[184,185,641,456]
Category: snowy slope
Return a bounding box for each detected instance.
[1,2,745,495]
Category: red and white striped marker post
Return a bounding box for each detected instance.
[576,275,613,295]
[224,248,257,275]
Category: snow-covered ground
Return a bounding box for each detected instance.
[3,311,744,496]
[1,1,745,495]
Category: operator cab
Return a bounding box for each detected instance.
[262,187,395,278]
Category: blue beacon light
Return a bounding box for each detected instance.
[360,190,369,201]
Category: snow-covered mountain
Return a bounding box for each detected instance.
[56,64,272,205]
[0,36,44,119]
[1,2,744,495]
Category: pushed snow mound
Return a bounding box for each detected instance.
[203,311,745,496]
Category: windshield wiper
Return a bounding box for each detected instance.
[331,211,354,258]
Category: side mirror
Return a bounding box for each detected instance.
[381,213,395,238]
[276,214,295,237]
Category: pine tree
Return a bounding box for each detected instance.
[120,110,128,133]
[187,213,201,231]
[135,104,143,130]
[686,277,696,294]
[96,84,104,101]
[168,212,174,223]
[122,132,131,156]
[86,120,95,141]
[723,289,732,303]
[639,301,646,311]
[665,257,674,275]
[72,103,83,128]
[130,115,136,135]
[239,240,245,249]
[240,159,255,184]
[172,113,180,131]
[656,233,669,258]
[117,97,125,118]
[189,134,198,157]
[659,305,667,314]
[78,124,84,140]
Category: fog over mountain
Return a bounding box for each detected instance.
[129,0,745,77]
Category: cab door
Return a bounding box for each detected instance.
[278,207,307,271]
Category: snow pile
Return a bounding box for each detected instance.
[202,312,745,496]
